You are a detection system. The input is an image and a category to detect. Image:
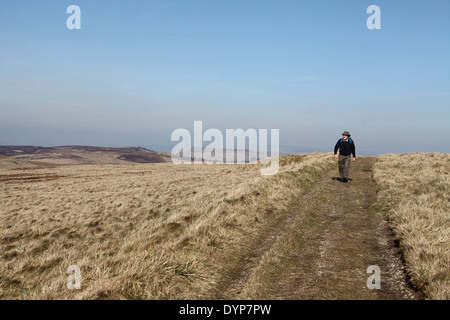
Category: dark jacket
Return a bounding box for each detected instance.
[334,138,356,157]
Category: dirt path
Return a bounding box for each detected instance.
[218,157,420,300]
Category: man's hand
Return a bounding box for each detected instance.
[334,154,338,159]
[352,157,356,162]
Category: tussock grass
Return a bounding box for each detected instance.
[373,153,450,300]
[0,153,333,299]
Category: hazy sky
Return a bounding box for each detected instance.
[1,0,449,155]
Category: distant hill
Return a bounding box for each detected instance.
[0,155,41,170]
[0,146,168,167]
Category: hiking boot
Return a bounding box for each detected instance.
[342,178,348,183]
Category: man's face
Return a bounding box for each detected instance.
[342,135,349,140]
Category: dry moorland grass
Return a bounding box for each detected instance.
[0,156,40,170]
[373,153,450,300]
[0,153,334,299]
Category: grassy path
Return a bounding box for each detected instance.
[217,157,421,300]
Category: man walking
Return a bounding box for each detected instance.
[334,131,356,183]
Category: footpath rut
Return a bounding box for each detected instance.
[218,157,420,300]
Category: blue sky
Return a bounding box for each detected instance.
[0,0,449,155]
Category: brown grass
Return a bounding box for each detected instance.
[373,153,450,300]
[0,156,40,170]
[0,153,333,299]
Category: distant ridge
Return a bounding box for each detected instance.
[0,145,168,166]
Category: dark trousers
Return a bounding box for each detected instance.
[338,154,352,179]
